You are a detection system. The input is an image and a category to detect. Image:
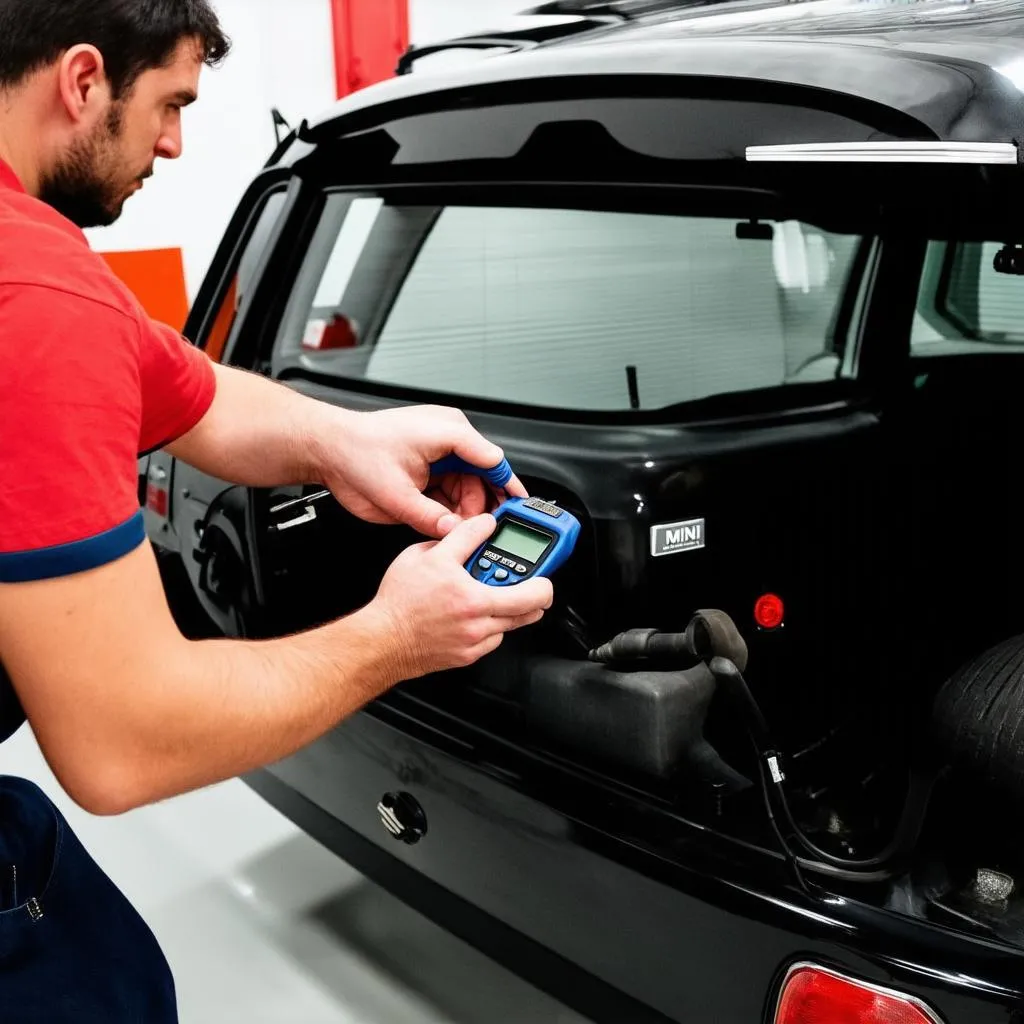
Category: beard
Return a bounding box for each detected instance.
[39,103,145,228]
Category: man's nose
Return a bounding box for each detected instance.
[156,127,182,161]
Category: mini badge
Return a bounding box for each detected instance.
[651,518,705,557]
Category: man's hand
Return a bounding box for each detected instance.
[367,514,554,679]
[316,405,528,539]
[169,370,524,540]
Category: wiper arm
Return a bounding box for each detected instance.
[527,1,634,18]
[397,37,540,76]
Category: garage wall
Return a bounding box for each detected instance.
[85,0,535,318]
[411,0,538,44]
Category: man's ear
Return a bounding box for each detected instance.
[57,45,111,125]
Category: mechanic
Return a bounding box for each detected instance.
[0,2,554,1019]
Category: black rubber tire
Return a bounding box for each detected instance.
[932,634,1024,799]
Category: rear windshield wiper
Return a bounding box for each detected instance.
[397,36,541,75]
[527,1,634,18]
[528,0,734,18]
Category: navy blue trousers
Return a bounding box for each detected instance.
[0,777,176,1022]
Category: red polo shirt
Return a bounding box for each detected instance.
[0,159,216,582]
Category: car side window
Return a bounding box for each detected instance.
[198,191,288,362]
[273,193,864,413]
[912,241,1024,356]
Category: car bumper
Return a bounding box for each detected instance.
[246,702,1024,1024]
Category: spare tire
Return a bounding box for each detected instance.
[932,634,1024,799]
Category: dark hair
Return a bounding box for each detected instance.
[0,0,230,97]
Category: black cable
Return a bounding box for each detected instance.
[709,656,935,878]
[752,744,899,885]
[772,763,939,871]
[585,618,933,880]
[751,738,814,895]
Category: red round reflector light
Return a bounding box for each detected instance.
[754,593,785,630]
[775,965,943,1024]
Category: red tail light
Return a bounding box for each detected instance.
[146,483,168,517]
[775,964,944,1024]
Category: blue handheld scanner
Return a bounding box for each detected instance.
[467,497,580,586]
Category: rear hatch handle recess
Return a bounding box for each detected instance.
[268,489,332,533]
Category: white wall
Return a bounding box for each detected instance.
[86,1,537,299]
[410,0,536,44]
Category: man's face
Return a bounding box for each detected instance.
[40,39,202,228]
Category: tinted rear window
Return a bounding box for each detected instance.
[274,195,864,412]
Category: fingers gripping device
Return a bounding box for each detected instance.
[429,455,580,586]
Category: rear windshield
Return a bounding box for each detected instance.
[273,194,865,412]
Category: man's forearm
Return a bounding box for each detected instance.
[166,363,344,487]
[1,536,406,816]
[1,492,548,817]
[83,603,404,813]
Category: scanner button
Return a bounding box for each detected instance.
[494,569,509,582]
[478,558,492,571]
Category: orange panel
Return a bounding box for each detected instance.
[100,247,190,331]
[204,276,239,364]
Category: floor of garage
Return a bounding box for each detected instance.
[0,727,588,1024]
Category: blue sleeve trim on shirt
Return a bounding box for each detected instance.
[0,511,146,583]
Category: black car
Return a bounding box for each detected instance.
[146,1,1024,1019]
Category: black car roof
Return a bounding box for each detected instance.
[305,0,1024,149]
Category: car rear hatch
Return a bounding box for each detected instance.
[245,54,1024,782]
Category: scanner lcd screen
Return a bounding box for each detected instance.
[492,521,550,564]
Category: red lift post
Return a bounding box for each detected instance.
[331,0,410,99]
